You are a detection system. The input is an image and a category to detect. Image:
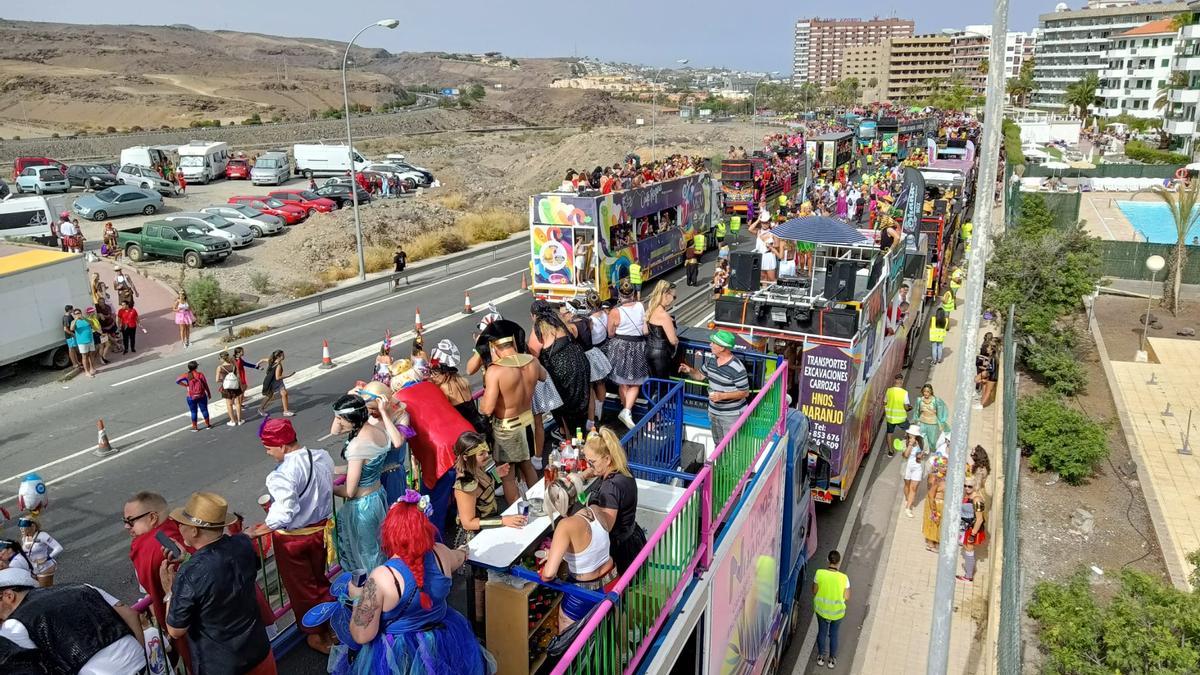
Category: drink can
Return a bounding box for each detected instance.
[257,494,272,513]
[517,500,530,518]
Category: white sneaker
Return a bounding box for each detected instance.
[618,408,635,429]
[816,656,826,667]
[905,508,914,518]
[226,420,237,427]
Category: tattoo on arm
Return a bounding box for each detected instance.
[352,577,378,628]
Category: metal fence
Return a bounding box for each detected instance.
[997,305,1022,674]
[1096,240,1200,283]
[620,379,685,481]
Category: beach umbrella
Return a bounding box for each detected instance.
[772,215,872,246]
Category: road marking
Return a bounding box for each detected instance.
[0,289,527,494]
[108,252,527,388]
[469,276,511,290]
[791,430,885,675]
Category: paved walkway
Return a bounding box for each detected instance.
[1106,336,1200,589]
[85,258,185,369]
[850,302,1002,673]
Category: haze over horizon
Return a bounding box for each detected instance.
[4,0,1043,74]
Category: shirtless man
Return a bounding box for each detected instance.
[479,335,544,503]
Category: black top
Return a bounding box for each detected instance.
[393,251,407,271]
[588,471,639,542]
[167,535,271,675]
[8,584,130,675]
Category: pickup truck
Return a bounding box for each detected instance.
[117,220,232,268]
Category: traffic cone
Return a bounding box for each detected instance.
[463,291,472,314]
[521,273,528,291]
[319,339,335,369]
[96,419,114,456]
[415,307,424,333]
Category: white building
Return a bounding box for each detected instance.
[1005,30,1038,76]
[1097,18,1178,118]
[1167,15,1200,152]
[1032,0,1186,111]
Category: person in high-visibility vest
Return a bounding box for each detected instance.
[813,549,850,669]
[730,214,742,238]
[929,306,949,365]
[942,288,956,314]
[961,220,973,246]
[949,266,963,295]
[884,373,911,457]
[693,232,706,255]
[778,193,789,208]
[715,219,727,247]
[628,259,643,300]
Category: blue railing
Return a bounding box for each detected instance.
[621,379,685,481]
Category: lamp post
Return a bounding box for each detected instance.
[752,71,781,126]
[649,58,688,162]
[342,18,400,281]
[1139,254,1166,360]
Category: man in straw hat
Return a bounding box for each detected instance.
[0,566,148,673]
[480,329,543,504]
[161,491,275,674]
[250,418,335,655]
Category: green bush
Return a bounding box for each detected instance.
[1002,118,1025,168]
[242,113,262,126]
[184,275,250,325]
[1023,332,1087,396]
[249,271,273,295]
[1017,393,1109,484]
[1124,139,1188,165]
[439,232,468,253]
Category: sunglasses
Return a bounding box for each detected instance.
[122,511,153,528]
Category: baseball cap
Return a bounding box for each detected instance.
[710,330,736,349]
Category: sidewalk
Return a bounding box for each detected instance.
[86,258,184,367]
[850,302,1002,673]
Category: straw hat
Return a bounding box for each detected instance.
[170,491,237,529]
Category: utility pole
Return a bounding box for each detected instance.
[926,0,1008,672]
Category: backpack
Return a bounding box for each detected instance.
[186,374,206,399]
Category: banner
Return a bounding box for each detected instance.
[531,226,574,285]
[799,343,855,471]
[881,132,898,155]
[900,167,926,239]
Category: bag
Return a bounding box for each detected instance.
[222,370,240,390]
[261,367,277,397]
[545,600,602,664]
[186,375,206,399]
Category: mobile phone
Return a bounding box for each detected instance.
[156,531,182,559]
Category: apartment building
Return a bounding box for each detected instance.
[1005,31,1038,76]
[1097,19,1178,118]
[792,17,915,88]
[843,43,888,102]
[1167,13,1200,152]
[1032,0,1186,110]
[951,26,993,95]
[843,35,955,103]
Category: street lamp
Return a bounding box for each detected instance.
[650,58,688,162]
[1138,254,1166,360]
[342,18,400,281]
[752,71,781,126]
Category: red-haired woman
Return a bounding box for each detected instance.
[342,492,491,674]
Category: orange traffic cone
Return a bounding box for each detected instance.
[319,339,335,369]
[96,419,114,456]
[463,291,472,314]
[415,307,424,333]
[521,273,528,291]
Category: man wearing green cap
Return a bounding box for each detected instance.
[679,330,750,453]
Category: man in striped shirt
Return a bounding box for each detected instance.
[679,330,750,448]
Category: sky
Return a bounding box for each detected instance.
[5,0,1050,73]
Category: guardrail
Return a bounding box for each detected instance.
[213,235,528,336]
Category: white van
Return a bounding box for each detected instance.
[0,196,55,240]
[178,141,231,184]
[294,144,369,178]
[119,145,179,170]
[250,151,291,186]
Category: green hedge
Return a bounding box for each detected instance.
[1002,118,1025,168]
[1124,139,1188,165]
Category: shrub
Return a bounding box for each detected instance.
[1124,139,1188,165]
[405,232,451,261]
[1017,393,1109,484]
[249,271,273,295]
[284,279,329,297]
[106,126,117,134]
[432,192,468,210]
[1023,331,1087,396]
[243,113,262,126]
[220,325,270,344]
[439,232,468,253]
[458,209,525,244]
[184,275,250,325]
[129,125,143,132]
[1002,118,1025,168]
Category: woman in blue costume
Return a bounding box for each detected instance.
[342,492,492,674]
[332,394,407,576]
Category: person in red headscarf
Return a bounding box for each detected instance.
[250,418,336,655]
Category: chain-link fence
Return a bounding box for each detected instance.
[997,305,1022,673]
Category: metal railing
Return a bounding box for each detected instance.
[620,379,685,480]
[709,365,787,529]
[213,235,528,336]
[997,306,1022,673]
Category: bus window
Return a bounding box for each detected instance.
[575,229,595,284]
[610,221,633,250]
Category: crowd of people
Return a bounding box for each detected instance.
[556,153,707,194]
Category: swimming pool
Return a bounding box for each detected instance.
[1116,201,1200,244]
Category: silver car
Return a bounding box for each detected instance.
[72,185,163,220]
[117,165,178,196]
[163,212,256,248]
[199,204,285,237]
[15,165,70,195]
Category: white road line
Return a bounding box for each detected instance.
[109,253,527,388]
[791,431,885,675]
[0,289,527,493]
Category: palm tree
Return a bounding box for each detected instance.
[1152,180,1200,314]
[1007,58,1035,107]
[1064,72,1100,121]
[978,58,990,75]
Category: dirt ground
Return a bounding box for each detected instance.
[1017,304,1173,667]
[1091,293,1200,362]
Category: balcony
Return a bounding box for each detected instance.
[1166,118,1197,135]
[1182,24,1200,40]
[1176,55,1200,72]
[1170,88,1200,104]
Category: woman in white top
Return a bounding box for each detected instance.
[539,477,616,631]
[605,280,649,429]
[18,517,63,587]
[755,224,779,283]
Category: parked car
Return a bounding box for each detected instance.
[66,164,120,191]
[15,166,70,195]
[72,186,163,221]
[363,163,428,190]
[227,195,306,225]
[0,179,9,200]
[225,158,251,180]
[117,165,178,196]
[163,212,256,249]
[266,189,337,214]
[12,157,66,182]
[314,183,373,208]
[199,204,285,237]
[117,221,231,268]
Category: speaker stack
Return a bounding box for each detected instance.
[729,251,761,292]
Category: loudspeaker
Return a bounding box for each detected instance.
[721,160,754,183]
[730,251,761,292]
[823,260,862,302]
[820,307,859,338]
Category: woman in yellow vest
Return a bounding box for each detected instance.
[883,373,911,457]
[941,288,955,314]
[812,549,850,669]
[929,307,949,365]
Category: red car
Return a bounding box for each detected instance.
[13,156,67,182]
[267,189,338,215]
[227,196,306,224]
[225,158,250,180]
